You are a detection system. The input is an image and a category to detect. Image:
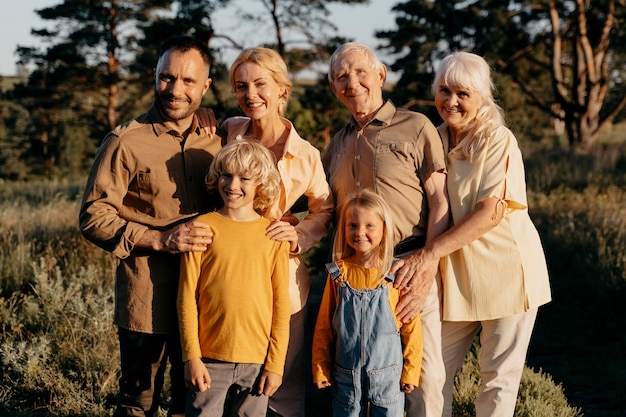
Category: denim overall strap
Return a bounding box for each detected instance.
[325,262,343,282]
[330,264,404,417]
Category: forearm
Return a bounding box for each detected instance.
[424,170,450,244]
[427,197,503,260]
[294,179,334,252]
[80,203,149,259]
[134,229,165,251]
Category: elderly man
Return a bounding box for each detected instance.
[80,36,221,417]
[322,42,449,416]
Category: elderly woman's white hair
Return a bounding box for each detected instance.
[432,51,506,158]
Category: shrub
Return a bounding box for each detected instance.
[452,340,583,417]
[530,185,626,292]
[0,258,118,416]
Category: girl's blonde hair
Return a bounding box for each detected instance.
[229,47,292,116]
[332,189,395,279]
[205,140,280,212]
[432,51,506,159]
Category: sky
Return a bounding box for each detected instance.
[0,0,399,78]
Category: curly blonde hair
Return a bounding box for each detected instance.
[205,140,280,212]
[332,189,395,279]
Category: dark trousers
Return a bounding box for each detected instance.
[113,328,186,417]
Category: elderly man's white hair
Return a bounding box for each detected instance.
[327,42,385,83]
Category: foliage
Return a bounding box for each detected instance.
[377,0,626,150]
[523,140,626,415]
[11,0,177,181]
[0,260,118,416]
[531,184,626,291]
[289,79,352,151]
[451,340,583,417]
[0,180,102,296]
[524,141,626,192]
[0,181,119,415]
[504,0,626,151]
[0,99,32,181]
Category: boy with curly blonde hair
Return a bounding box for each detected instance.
[177,140,291,417]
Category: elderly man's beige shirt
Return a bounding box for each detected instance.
[80,104,222,334]
[322,100,446,244]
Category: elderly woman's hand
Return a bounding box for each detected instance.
[391,249,439,322]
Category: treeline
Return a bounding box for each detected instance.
[0,0,625,181]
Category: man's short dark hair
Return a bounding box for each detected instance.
[159,36,211,71]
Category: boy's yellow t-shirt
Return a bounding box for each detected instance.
[177,212,291,377]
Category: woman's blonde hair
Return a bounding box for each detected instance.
[332,189,395,279]
[432,51,506,158]
[229,47,292,116]
[205,140,280,212]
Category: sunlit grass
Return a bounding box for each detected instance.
[2,137,626,415]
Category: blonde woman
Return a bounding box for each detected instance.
[219,47,334,417]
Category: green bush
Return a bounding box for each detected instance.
[452,340,583,417]
[0,258,118,416]
[530,185,626,292]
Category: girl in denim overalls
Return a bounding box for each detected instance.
[312,189,423,417]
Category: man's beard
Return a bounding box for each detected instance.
[154,89,196,121]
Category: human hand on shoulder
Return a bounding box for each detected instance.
[266,219,299,252]
[140,220,213,253]
[195,107,218,137]
[185,357,211,392]
[258,369,283,397]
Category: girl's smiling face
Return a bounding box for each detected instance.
[434,83,481,135]
[345,205,385,258]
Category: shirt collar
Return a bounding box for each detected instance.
[347,99,396,130]
[232,116,304,160]
[147,104,201,138]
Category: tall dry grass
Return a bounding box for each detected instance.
[2,135,625,417]
[0,180,120,416]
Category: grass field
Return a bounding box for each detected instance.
[1,133,625,415]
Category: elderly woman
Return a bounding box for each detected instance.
[394,51,551,416]
[219,47,334,417]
